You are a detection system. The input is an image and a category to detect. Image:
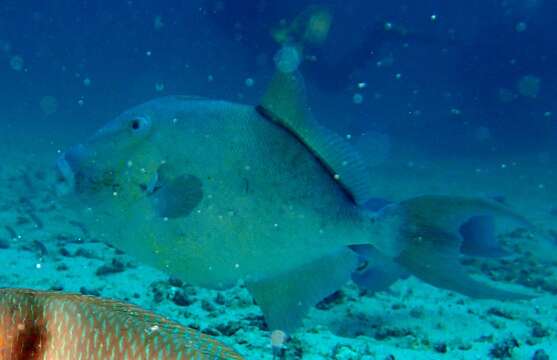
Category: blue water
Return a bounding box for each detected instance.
[2,0,555,155]
[1,1,557,359]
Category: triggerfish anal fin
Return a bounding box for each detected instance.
[349,244,409,293]
[0,288,243,360]
[257,71,374,205]
[150,164,203,219]
[246,247,358,333]
[390,195,536,300]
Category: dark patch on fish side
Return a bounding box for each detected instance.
[13,320,48,360]
[151,173,203,219]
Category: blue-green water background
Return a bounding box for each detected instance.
[1,0,555,158]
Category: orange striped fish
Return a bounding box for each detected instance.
[0,288,243,360]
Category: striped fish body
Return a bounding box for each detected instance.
[0,288,243,360]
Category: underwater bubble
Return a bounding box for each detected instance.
[497,87,515,103]
[9,55,24,71]
[517,75,541,98]
[352,93,364,104]
[154,15,164,30]
[244,77,254,87]
[40,96,58,116]
[474,126,491,142]
[515,21,527,32]
[274,46,301,74]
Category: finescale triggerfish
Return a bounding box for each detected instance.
[56,70,544,332]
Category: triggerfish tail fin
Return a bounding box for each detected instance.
[0,288,243,360]
[246,248,358,333]
[379,195,537,300]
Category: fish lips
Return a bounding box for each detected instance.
[56,144,100,195]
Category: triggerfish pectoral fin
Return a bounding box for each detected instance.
[246,247,358,333]
[0,288,243,360]
[387,195,537,300]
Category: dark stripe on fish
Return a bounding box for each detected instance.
[255,105,356,204]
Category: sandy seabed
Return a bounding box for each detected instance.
[0,142,556,360]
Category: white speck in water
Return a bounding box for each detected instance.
[35,263,41,269]
[353,93,364,104]
[515,21,527,32]
[77,99,85,106]
[207,74,214,82]
[127,160,133,167]
[244,77,255,87]
[395,73,402,80]
[146,50,152,56]
[172,118,178,124]
[112,191,118,196]
[357,82,367,89]
[83,77,91,87]
[384,22,393,30]
[10,55,24,71]
[234,263,240,269]
[431,14,437,21]
[345,134,352,139]
[334,174,340,180]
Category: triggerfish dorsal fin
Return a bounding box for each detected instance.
[257,71,373,204]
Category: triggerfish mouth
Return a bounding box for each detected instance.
[0,288,243,359]
[56,70,545,332]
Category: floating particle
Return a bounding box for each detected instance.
[431,14,437,21]
[352,93,364,104]
[384,22,393,31]
[154,15,164,30]
[450,108,461,115]
[543,111,552,117]
[517,75,541,98]
[274,45,301,74]
[40,96,58,115]
[77,98,85,106]
[146,50,152,56]
[475,126,491,142]
[155,82,165,92]
[357,82,367,89]
[515,21,527,32]
[83,77,91,87]
[244,77,254,87]
[9,55,24,71]
[395,73,402,79]
[207,74,214,82]
[498,87,515,103]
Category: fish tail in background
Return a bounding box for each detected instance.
[376,195,538,300]
[0,288,243,360]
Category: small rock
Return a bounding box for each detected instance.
[216,321,242,336]
[201,299,216,312]
[95,258,126,276]
[214,292,226,305]
[489,336,519,359]
[532,349,550,360]
[531,323,549,338]
[79,287,101,297]
[434,342,448,353]
[168,276,184,288]
[172,290,195,307]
